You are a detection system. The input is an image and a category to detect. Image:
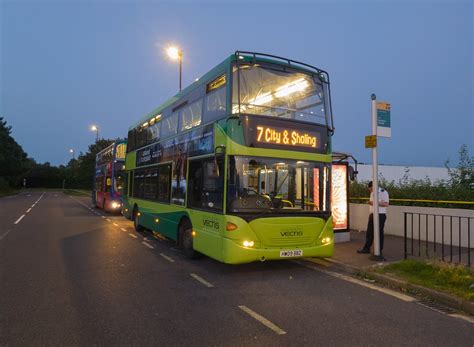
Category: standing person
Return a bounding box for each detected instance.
[357,181,389,255]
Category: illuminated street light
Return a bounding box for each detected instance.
[69,148,75,160]
[90,124,99,142]
[166,46,183,91]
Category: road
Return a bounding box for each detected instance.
[1,191,473,346]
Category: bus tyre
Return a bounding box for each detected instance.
[181,225,198,259]
[133,208,144,232]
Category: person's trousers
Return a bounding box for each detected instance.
[363,213,387,251]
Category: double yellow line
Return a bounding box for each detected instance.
[351,197,474,205]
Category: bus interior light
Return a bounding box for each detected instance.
[226,222,238,231]
[248,92,273,108]
[275,78,309,98]
[155,218,160,223]
[137,212,141,216]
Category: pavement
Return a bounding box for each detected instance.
[1,190,474,346]
[330,230,405,269]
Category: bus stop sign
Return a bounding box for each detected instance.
[365,135,377,148]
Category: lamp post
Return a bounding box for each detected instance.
[91,125,99,142]
[69,148,75,160]
[166,46,183,91]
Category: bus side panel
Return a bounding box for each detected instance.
[188,210,225,262]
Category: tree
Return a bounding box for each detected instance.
[446,144,474,189]
[0,117,29,187]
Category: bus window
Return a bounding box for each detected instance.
[188,158,224,211]
[204,82,226,122]
[157,165,171,203]
[144,169,158,200]
[228,156,330,213]
[161,112,179,138]
[181,99,203,131]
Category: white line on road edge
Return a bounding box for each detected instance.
[0,229,12,241]
[14,215,25,225]
[26,208,32,213]
[295,261,415,302]
[238,305,287,335]
[160,253,175,263]
[101,216,106,219]
[190,273,214,288]
[120,228,127,232]
[128,233,138,239]
[106,218,111,222]
[113,223,119,227]
[142,241,155,249]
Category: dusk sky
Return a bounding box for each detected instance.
[1,0,472,167]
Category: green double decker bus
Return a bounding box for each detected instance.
[123,51,335,264]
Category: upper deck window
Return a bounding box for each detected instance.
[181,99,203,131]
[161,112,179,138]
[232,63,328,126]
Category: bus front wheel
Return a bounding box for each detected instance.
[133,207,144,232]
[180,223,198,259]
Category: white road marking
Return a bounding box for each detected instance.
[142,241,154,249]
[160,253,175,263]
[31,205,35,208]
[190,273,214,288]
[26,208,32,213]
[128,233,138,239]
[14,215,25,225]
[238,305,287,335]
[295,261,415,302]
[0,229,12,241]
[106,218,111,222]
[27,194,31,197]
[113,223,119,227]
[120,228,127,232]
[101,216,106,219]
[450,313,474,324]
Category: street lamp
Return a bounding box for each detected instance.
[69,148,75,160]
[166,46,183,91]
[90,125,99,142]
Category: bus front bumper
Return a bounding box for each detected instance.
[221,238,334,264]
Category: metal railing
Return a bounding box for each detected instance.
[404,212,473,266]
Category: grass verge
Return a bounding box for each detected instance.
[64,189,91,197]
[0,189,18,197]
[376,259,474,301]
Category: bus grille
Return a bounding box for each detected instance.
[266,237,313,246]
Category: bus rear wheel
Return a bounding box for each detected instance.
[133,207,144,232]
[180,223,198,259]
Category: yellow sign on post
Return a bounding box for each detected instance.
[365,135,377,148]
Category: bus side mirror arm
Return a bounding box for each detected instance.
[214,145,226,177]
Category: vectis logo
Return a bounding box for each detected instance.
[280,230,303,237]
[203,219,219,229]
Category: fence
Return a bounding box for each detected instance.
[404,212,473,266]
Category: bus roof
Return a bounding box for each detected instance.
[129,52,329,131]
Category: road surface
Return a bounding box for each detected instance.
[1,191,473,345]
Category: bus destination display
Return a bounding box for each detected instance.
[256,125,318,149]
[241,114,328,154]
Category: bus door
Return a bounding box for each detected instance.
[187,157,225,260]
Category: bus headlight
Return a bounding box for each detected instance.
[243,240,255,247]
[111,201,121,209]
[321,237,332,244]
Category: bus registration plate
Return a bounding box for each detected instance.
[280,250,303,258]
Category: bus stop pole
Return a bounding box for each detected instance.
[371,94,381,257]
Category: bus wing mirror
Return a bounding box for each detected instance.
[214,145,226,177]
[348,165,358,181]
